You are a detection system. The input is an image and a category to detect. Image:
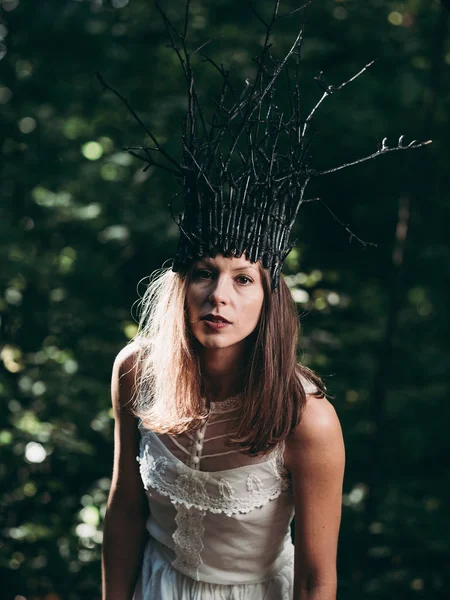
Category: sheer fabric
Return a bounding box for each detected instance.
[160,395,275,472]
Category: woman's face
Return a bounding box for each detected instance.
[186,254,265,351]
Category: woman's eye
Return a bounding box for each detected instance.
[193,269,213,280]
[236,275,252,285]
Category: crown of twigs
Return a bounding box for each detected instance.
[97,0,431,289]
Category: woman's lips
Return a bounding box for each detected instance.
[203,319,230,330]
[201,314,231,330]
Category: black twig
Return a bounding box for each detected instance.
[96,72,183,175]
[302,61,375,138]
[315,138,432,176]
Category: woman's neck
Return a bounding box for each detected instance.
[200,345,248,404]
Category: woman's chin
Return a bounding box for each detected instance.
[194,333,242,351]
[198,338,234,350]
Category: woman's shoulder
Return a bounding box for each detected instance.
[113,337,148,376]
[111,339,146,409]
[284,392,344,469]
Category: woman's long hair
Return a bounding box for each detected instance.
[132,264,325,455]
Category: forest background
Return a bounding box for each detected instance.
[1,0,449,598]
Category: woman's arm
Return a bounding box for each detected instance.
[101,342,150,600]
[284,395,345,600]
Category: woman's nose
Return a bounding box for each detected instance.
[208,276,230,306]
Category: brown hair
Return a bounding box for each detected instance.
[232,266,325,454]
[133,264,325,454]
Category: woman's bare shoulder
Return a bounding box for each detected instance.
[111,340,145,410]
[284,394,344,469]
[114,340,140,369]
[113,336,150,376]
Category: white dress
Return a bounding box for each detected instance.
[133,387,315,600]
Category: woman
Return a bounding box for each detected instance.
[100,4,353,597]
[101,251,345,600]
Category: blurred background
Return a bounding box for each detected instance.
[1,0,449,598]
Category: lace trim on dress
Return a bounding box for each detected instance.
[137,432,290,517]
[172,504,205,581]
[208,394,242,413]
